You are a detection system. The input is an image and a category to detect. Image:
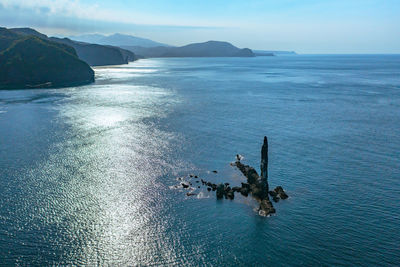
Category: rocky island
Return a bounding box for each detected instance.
[176,136,288,216]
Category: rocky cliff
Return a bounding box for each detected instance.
[10,28,136,66]
[0,27,94,89]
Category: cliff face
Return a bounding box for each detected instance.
[10,28,136,66]
[112,46,136,62]
[50,37,135,66]
[0,28,94,89]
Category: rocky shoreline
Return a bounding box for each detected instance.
[175,136,288,216]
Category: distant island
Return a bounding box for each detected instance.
[0,27,94,89]
[122,41,255,58]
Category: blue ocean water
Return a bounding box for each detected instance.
[0,55,399,266]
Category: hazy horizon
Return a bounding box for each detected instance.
[0,0,399,54]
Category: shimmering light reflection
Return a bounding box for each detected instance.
[28,69,189,264]
[2,56,399,266]
[95,62,160,81]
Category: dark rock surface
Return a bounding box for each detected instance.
[216,184,225,199]
[269,190,278,197]
[232,136,281,216]
[232,186,241,192]
[240,187,250,197]
[274,186,289,200]
[173,136,288,217]
[226,190,234,200]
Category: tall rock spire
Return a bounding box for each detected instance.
[260,136,269,197]
[232,136,277,215]
[260,136,268,179]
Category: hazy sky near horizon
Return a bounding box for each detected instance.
[0,0,399,53]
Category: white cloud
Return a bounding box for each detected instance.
[1,0,97,18]
[0,0,232,28]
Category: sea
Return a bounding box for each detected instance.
[0,55,399,266]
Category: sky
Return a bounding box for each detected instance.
[0,0,399,53]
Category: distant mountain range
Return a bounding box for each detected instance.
[70,33,257,58]
[70,33,170,48]
[69,33,297,57]
[0,27,94,89]
[122,41,255,58]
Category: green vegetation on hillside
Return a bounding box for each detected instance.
[0,27,94,89]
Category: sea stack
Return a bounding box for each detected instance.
[260,136,269,199]
[179,136,287,216]
[234,136,275,215]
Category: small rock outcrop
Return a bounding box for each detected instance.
[273,186,289,200]
[216,184,225,199]
[174,136,288,216]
